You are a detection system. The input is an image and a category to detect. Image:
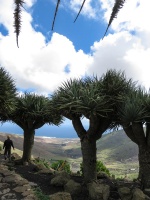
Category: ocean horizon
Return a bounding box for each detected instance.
[0,121,111,139]
[0,122,79,138]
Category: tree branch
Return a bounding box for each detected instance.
[72,117,86,139]
[146,122,150,146]
[123,123,138,144]
[132,122,146,146]
[87,116,111,141]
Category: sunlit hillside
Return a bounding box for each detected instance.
[0,130,139,179]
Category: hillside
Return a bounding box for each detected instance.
[0,130,138,161]
[97,130,138,161]
[62,129,138,162]
[0,130,139,178]
[0,132,79,160]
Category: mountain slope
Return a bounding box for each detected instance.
[0,130,138,162]
[0,131,139,178]
[97,130,138,162]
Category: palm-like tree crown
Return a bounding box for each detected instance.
[9,93,62,130]
[52,77,111,120]
[0,67,16,119]
[52,70,134,123]
[117,88,147,125]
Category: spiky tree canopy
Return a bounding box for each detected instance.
[9,93,62,130]
[0,67,17,119]
[52,69,135,183]
[13,0,126,47]
[52,77,111,121]
[117,87,150,146]
[52,70,134,139]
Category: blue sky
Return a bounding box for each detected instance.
[0,0,150,138]
[31,0,105,53]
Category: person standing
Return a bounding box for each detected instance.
[3,135,14,160]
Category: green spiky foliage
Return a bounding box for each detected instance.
[117,88,148,145]
[52,69,134,183]
[117,87,150,188]
[0,67,16,121]
[9,93,62,162]
[10,93,62,129]
[53,77,111,121]
[100,70,136,129]
[13,0,25,47]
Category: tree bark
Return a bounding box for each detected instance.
[81,138,97,183]
[72,117,110,183]
[139,145,150,189]
[22,129,35,162]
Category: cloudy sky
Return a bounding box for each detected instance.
[0,0,150,137]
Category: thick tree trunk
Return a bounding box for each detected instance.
[81,138,97,183]
[22,129,35,163]
[139,145,150,189]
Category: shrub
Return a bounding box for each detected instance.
[34,157,50,169]
[80,160,110,176]
[50,160,71,174]
[34,187,49,200]
[97,160,110,176]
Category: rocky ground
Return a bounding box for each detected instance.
[0,155,37,200]
[0,153,149,200]
[14,163,142,200]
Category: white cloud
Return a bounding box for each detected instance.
[87,31,150,89]
[0,0,150,97]
[69,0,102,20]
[0,1,92,94]
[25,0,37,8]
[100,0,150,33]
[0,0,14,30]
[84,0,150,90]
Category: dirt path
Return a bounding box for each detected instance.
[0,153,37,200]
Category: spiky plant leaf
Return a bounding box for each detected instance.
[13,0,25,47]
[0,67,16,120]
[9,93,62,130]
[51,0,60,30]
[52,76,115,120]
[103,0,126,38]
[117,89,147,124]
[74,0,86,22]
[100,69,135,102]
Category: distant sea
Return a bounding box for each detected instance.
[0,122,81,138]
[0,121,111,139]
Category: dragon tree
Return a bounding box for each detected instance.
[0,67,16,121]
[9,93,62,163]
[52,69,134,183]
[117,88,150,189]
